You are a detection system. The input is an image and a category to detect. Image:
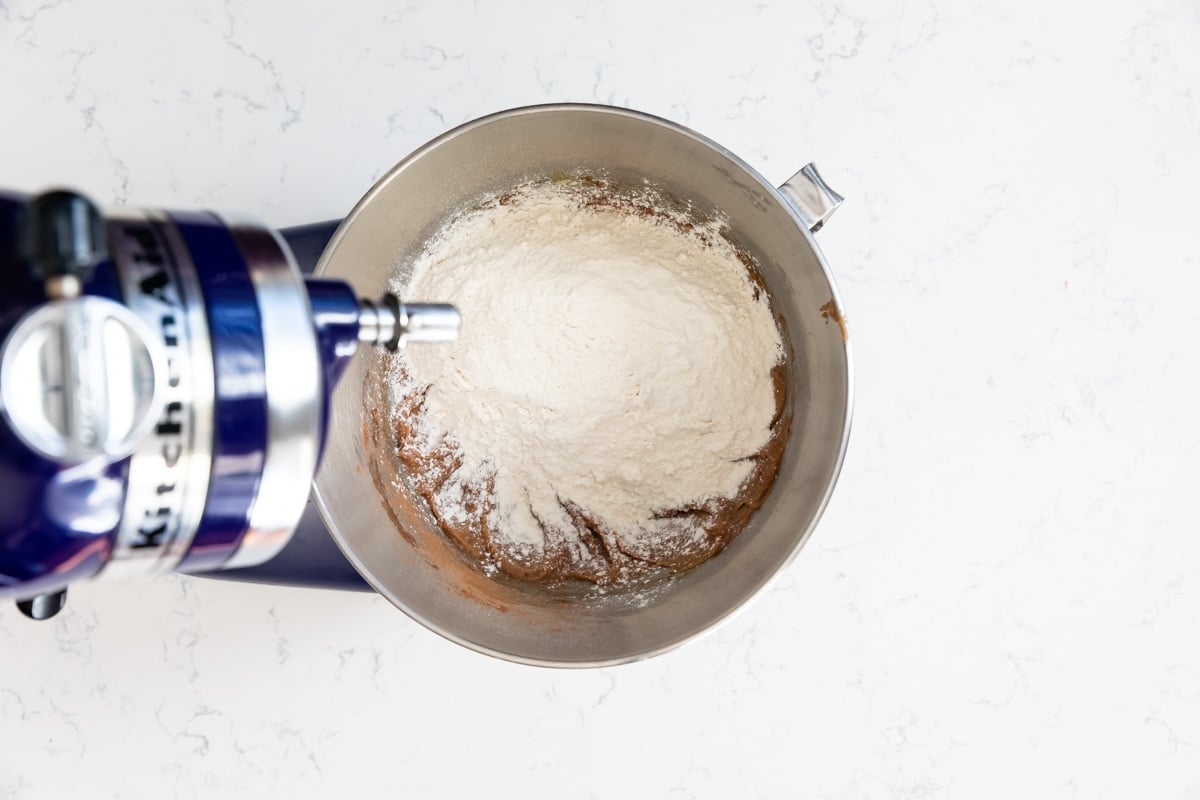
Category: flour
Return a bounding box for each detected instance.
[387,179,783,566]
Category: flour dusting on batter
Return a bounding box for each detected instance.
[378,177,788,585]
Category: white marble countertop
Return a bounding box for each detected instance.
[3,0,1199,797]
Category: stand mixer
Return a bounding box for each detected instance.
[0,188,459,619]
[0,104,851,665]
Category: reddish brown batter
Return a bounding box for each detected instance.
[364,178,791,588]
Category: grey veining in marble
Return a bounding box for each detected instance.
[2,0,1200,797]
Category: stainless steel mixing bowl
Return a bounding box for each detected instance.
[312,104,852,666]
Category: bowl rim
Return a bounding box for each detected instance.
[311,102,855,668]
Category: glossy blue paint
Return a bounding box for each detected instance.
[202,277,372,591]
[0,191,126,599]
[278,220,338,279]
[306,278,360,386]
[203,223,371,592]
[206,500,371,591]
[1,200,371,596]
[170,211,268,573]
[305,277,361,458]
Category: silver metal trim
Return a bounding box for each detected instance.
[151,212,217,572]
[393,301,461,345]
[101,210,215,580]
[777,163,844,233]
[221,217,322,569]
[355,297,389,343]
[0,296,167,464]
[45,274,82,299]
[356,297,461,348]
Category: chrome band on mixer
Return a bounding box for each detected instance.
[219,218,323,569]
[100,210,214,579]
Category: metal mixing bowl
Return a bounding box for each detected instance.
[312,104,852,666]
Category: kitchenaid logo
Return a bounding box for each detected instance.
[120,223,189,552]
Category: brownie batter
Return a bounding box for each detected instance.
[365,178,791,588]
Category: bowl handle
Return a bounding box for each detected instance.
[778,163,843,233]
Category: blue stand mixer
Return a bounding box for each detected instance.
[0,105,853,665]
[0,189,459,619]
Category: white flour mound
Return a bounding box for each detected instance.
[390,180,782,557]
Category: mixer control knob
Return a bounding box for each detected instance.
[0,297,167,464]
[19,190,107,294]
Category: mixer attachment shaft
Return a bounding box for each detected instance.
[357,296,460,349]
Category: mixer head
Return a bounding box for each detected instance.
[0,189,459,617]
